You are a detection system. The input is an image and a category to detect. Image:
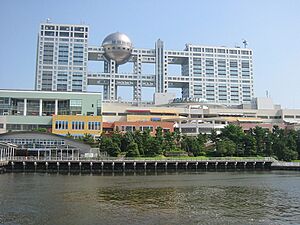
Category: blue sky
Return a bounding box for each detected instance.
[0,0,300,108]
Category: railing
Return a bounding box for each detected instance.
[7,156,275,162]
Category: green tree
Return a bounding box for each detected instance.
[111,132,122,149]
[146,137,163,156]
[82,133,95,145]
[121,132,134,152]
[264,130,273,156]
[209,129,218,144]
[132,130,145,156]
[216,139,236,157]
[126,142,140,157]
[99,136,121,157]
[173,130,182,148]
[180,135,205,157]
[155,127,164,146]
[250,126,267,156]
[163,130,176,152]
[220,124,245,155]
[243,134,257,156]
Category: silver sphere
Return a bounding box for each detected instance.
[102,32,133,65]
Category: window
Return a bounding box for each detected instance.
[72,121,85,130]
[88,121,101,130]
[140,126,153,132]
[55,121,68,130]
[70,99,82,107]
[284,115,295,119]
[205,48,214,53]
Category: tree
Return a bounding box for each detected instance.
[163,130,176,152]
[243,134,257,156]
[180,135,205,157]
[250,126,267,156]
[126,142,140,157]
[111,132,122,149]
[220,124,244,145]
[155,127,164,146]
[146,137,163,156]
[121,132,134,152]
[82,133,95,145]
[264,130,273,156]
[296,130,300,159]
[216,139,236,157]
[268,126,298,161]
[173,130,182,148]
[209,129,218,144]
[99,136,120,157]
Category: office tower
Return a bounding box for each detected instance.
[35,22,88,92]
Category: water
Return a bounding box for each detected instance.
[0,171,300,225]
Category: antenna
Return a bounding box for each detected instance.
[242,39,248,48]
[46,18,51,23]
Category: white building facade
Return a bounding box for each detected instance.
[35,22,253,105]
[35,23,89,92]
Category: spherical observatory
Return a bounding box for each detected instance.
[102,32,133,65]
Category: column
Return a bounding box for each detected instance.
[55,99,58,115]
[109,59,117,101]
[71,150,74,160]
[39,99,43,116]
[103,85,109,100]
[24,99,27,116]
[133,55,142,103]
[0,149,2,161]
[38,150,40,160]
[155,39,164,93]
[103,61,109,100]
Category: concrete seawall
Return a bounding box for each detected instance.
[271,161,300,170]
[2,158,273,173]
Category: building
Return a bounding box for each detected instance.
[0,90,102,134]
[99,97,300,136]
[88,36,254,105]
[35,22,89,92]
[0,131,93,158]
[52,115,102,137]
[102,121,174,135]
[35,22,253,105]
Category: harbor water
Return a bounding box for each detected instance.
[0,171,300,225]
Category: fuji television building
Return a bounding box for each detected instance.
[1,22,300,137]
[36,23,254,106]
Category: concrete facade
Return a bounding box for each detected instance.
[35,23,89,92]
[0,90,102,134]
[34,22,253,105]
[52,115,102,137]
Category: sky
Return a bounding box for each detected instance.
[0,0,300,108]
